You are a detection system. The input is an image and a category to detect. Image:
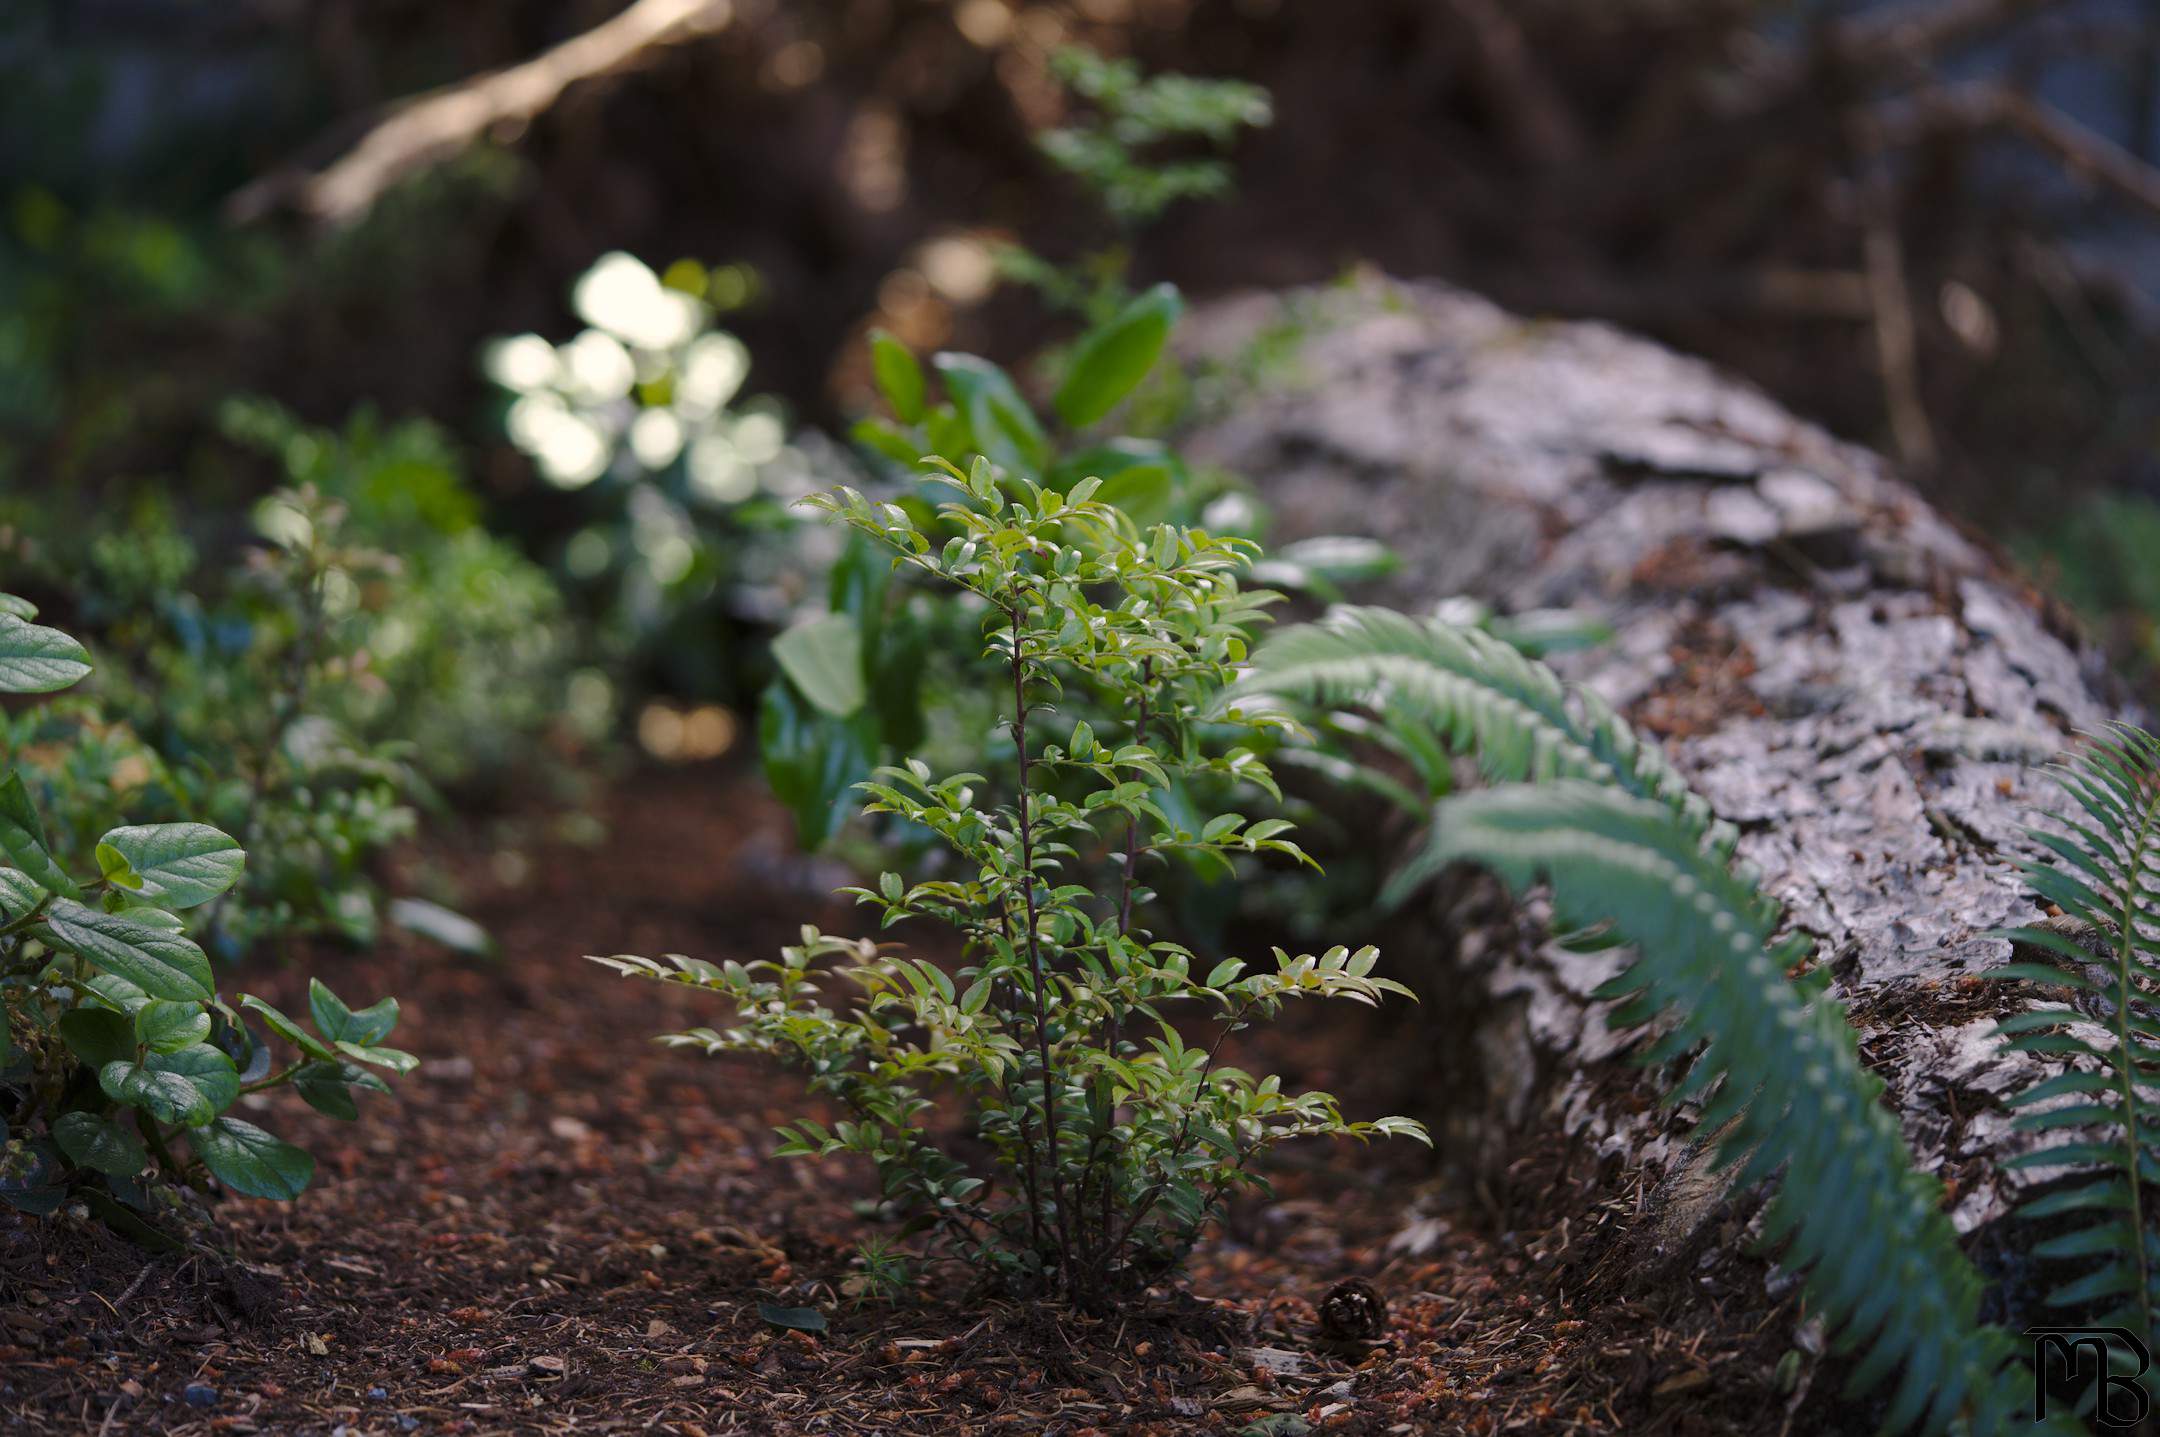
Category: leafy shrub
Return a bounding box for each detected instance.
[1236,606,2036,1435]
[597,460,1425,1307]
[1989,722,2160,1419]
[7,404,589,956]
[0,596,412,1235]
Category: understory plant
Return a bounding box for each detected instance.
[0,597,412,1237]
[598,463,1425,1306]
[1988,722,2160,1422]
[1234,605,2038,1435]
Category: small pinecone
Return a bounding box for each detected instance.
[1317,1278,1388,1342]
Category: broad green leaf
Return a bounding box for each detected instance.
[292,1062,361,1120]
[1092,464,1175,525]
[58,1007,134,1068]
[40,899,213,1002]
[192,1117,313,1200]
[773,615,867,719]
[0,772,77,899]
[94,824,245,909]
[869,330,926,423]
[308,979,399,1046]
[100,1044,239,1127]
[53,1112,147,1177]
[0,867,42,918]
[0,612,90,693]
[932,353,1048,476]
[1054,282,1181,428]
[82,972,151,1016]
[0,593,36,619]
[136,1000,211,1054]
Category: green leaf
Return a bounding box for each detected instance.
[95,845,143,890]
[136,1000,212,1054]
[192,1118,314,1200]
[0,612,91,693]
[756,1303,828,1333]
[292,1062,361,1120]
[773,615,868,719]
[100,1044,240,1127]
[1091,464,1175,525]
[58,1007,135,1068]
[0,866,43,918]
[759,681,877,849]
[308,979,399,1046]
[0,593,36,619]
[239,994,340,1062]
[53,1112,147,1177]
[870,330,927,423]
[332,1039,419,1075]
[0,772,77,900]
[1054,282,1181,427]
[93,824,245,909]
[932,353,1048,476]
[39,899,213,1002]
[387,898,495,958]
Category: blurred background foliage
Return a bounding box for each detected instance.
[8,0,2160,774]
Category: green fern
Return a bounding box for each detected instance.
[1235,605,2054,1432]
[1434,782,2033,1433]
[1990,723,2160,1404]
[1227,605,1738,901]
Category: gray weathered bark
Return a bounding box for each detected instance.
[1182,278,2136,1275]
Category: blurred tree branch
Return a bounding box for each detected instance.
[227,0,735,227]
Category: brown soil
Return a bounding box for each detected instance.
[1,765,1823,1435]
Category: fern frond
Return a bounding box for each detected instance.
[1433,781,2033,1435]
[1228,606,1738,900]
[1997,723,2160,1367]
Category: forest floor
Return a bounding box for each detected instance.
[0,764,1825,1436]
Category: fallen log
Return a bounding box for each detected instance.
[1181,278,2136,1291]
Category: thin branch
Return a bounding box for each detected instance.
[1884,81,2160,222]
[227,0,736,226]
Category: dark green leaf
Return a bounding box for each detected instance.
[136,1000,212,1054]
[308,979,398,1046]
[99,1045,239,1127]
[58,1007,135,1068]
[0,771,76,899]
[193,1118,314,1199]
[39,899,213,1001]
[53,1112,147,1177]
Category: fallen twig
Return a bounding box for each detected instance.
[227,0,736,226]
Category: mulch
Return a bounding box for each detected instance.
[1,764,1838,1435]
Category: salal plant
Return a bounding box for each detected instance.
[0,595,412,1240]
[597,462,1425,1307]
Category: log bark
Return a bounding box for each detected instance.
[1181,278,2136,1283]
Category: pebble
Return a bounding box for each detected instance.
[182,1384,217,1408]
